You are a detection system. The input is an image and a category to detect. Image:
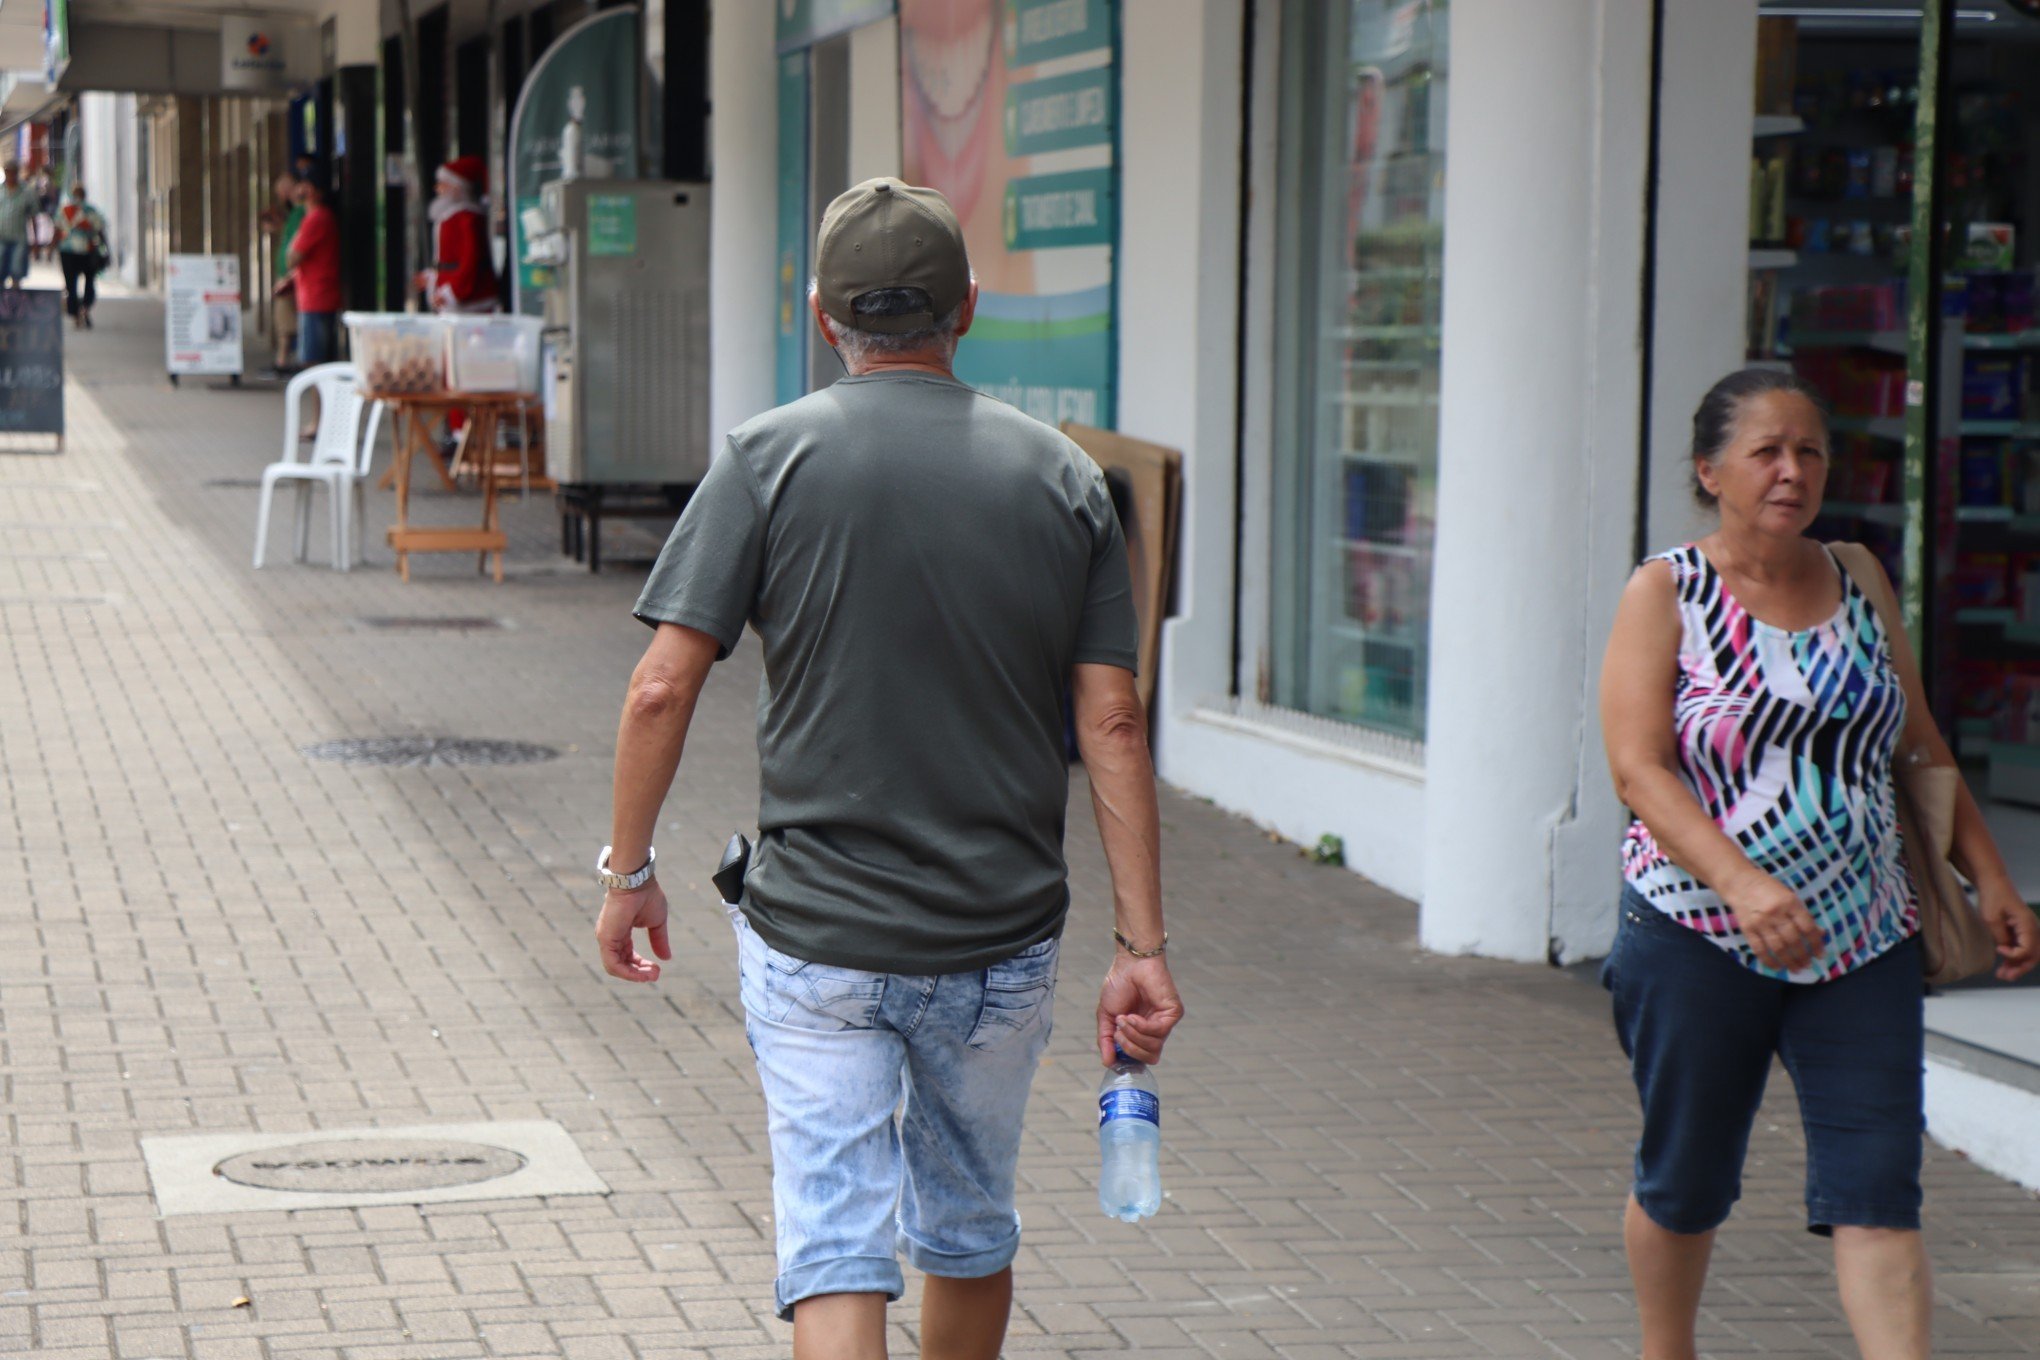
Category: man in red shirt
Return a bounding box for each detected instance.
[281,179,342,367]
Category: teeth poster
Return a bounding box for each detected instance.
[900,0,1117,429]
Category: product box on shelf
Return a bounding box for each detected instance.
[1962,354,2027,420]
[1964,223,2017,272]
[2000,671,2040,745]
[2017,554,2040,626]
[1952,271,2036,334]
[1790,283,1905,334]
[1960,443,2008,507]
[342,313,448,394]
[2016,444,2040,513]
[1954,660,2001,724]
[1754,17,1797,116]
[1953,551,2011,610]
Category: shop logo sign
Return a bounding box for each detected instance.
[222,15,290,90]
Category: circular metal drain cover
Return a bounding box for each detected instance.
[301,737,558,767]
[214,1139,527,1193]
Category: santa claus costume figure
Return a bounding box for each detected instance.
[422,155,499,314]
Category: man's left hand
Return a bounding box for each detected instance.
[1980,881,2040,983]
[595,881,673,984]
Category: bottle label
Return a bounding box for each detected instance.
[1098,1089,1160,1127]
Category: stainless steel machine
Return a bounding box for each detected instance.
[537,179,711,487]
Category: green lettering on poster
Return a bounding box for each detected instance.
[1004,0,1111,67]
[1005,65,1113,157]
[588,195,637,256]
[1003,167,1113,250]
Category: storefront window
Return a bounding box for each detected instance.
[1270,0,1447,742]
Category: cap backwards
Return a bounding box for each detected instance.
[814,178,971,333]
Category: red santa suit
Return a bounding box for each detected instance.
[424,155,499,314]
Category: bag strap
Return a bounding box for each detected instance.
[1830,539,1944,771]
[1828,540,1906,655]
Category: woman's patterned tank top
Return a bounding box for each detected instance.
[1620,544,1918,982]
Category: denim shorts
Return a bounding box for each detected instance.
[1603,889,1924,1236]
[731,908,1059,1320]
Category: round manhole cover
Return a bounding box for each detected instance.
[214,1139,528,1193]
[300,737,558,767]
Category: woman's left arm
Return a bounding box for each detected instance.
[1872,558,2040,981]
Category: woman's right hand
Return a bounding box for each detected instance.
[1724,873,1824,972]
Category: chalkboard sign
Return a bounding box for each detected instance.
[0,288,64,441]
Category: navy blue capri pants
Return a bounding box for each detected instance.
[1603,889,1926,1236]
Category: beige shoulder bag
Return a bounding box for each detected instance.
[1828,541,1998,986]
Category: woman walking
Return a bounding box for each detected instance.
[1598,368,2039,1360]
[58,183,108,328]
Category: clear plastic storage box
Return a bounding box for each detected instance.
[343,313,449,394]
[443,315,543,394]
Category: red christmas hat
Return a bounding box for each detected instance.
[438,154,487,195]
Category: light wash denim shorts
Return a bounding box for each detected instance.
[730,907,1060,1320]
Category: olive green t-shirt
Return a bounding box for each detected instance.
[635,371,1138,973]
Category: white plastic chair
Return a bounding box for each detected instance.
[253,363,386,571]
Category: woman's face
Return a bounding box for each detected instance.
[1696,390,1830,537]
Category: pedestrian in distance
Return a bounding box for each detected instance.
[31,166,55,263]
[0,162,37,288]
[259,173,304,374]
[596,176,1184,1358]
[1598,368,2040,1360]
[56,184,108,328]
[280,179,341,368]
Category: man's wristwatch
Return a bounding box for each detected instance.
[596,845,657,891]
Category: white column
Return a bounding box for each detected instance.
[709,0,780,438]
[1117,0,1242,727]
[1420,0,1651,960]
[846,17,901,184]
[1649,0,1760,550]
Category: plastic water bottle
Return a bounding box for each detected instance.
[1097,1050,1161,1222]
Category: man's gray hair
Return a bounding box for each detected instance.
[812,281,968,367]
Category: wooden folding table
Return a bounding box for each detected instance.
[375,390,532,583]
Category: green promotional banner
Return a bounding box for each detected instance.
[1005,65,1113,157]
[777,0,895,53]
[508,7,640,315]
[903,0,1118,428]
[776,52,810,407]
[1004,168,1112,251]
[1004,0,1111,66]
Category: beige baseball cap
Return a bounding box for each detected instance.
[814,178,971,333]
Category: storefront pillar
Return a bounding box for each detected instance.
[1117,0,1243,732]
[1419,0,1651,961]
[708,0,779,440]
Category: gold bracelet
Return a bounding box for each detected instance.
[1113,928,1167,958]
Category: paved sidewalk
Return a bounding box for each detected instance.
[1,297,2036,1360]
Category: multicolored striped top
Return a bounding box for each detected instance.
[1620,543,1918,982]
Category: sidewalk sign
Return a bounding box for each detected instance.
[0,287,64,449]
[1062,423,1180,724]
[165,254,244,385]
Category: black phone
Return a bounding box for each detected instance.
[712,832,752,905]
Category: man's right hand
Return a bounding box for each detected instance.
[595,881,673,984]
[1097,954,1183,1066]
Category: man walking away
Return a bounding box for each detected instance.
[0,164,36,287]
[282,179,341,367]
[595,177,1184,1358]
[259,174,303,373]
